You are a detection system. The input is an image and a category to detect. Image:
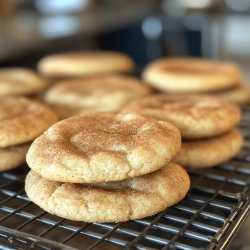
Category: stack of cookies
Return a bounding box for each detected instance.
[143,57,250,105]
[25,112,190,222]
[0,96,57,172]
[123,94,243,169]
[13,51,243,223]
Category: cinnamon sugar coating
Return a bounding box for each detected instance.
[25,162,190,222]
[122,94,241,139]
[26,112,181,183]
[0,96,58,147]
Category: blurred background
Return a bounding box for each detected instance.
[1,0,250,79]
[0,0,249,249]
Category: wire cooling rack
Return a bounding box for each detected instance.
[0,107,249,250]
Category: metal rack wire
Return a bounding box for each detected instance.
[0,106,249,250]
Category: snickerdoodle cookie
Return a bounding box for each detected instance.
[122,94,241,139]
[0,68,47,96]
[0,96,57,147]
[174,129,243,169]
[0,143,30,172]
[143,58,241,93]
[25,162,190,222]
[45,75,152,118]
[38,51,135,77]
[26,112,181,183]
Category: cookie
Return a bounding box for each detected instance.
[174,129,243,169]
[0,68,47,96]
[25,162,190,222]
[45,75,152,118]
[38,51,135,77]
[26,112,181,183]
[0,96,58,148]
[213,84,250,105]
[122,94,241,139]
[143,58,241,93]
[0,143,30,172]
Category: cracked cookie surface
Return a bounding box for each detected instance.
[26,112,181,183]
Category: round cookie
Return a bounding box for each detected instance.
[213,84,250,105]
[25,162,190,222]
[174,129,243,169]
[122,94,241,139]
[45,75,152,118]
[0,68,47,96]
[26,112,181,183]
[0,96,58,148]
[0,143,30,172]
[38,51,135,77]
[143,58,241,93]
